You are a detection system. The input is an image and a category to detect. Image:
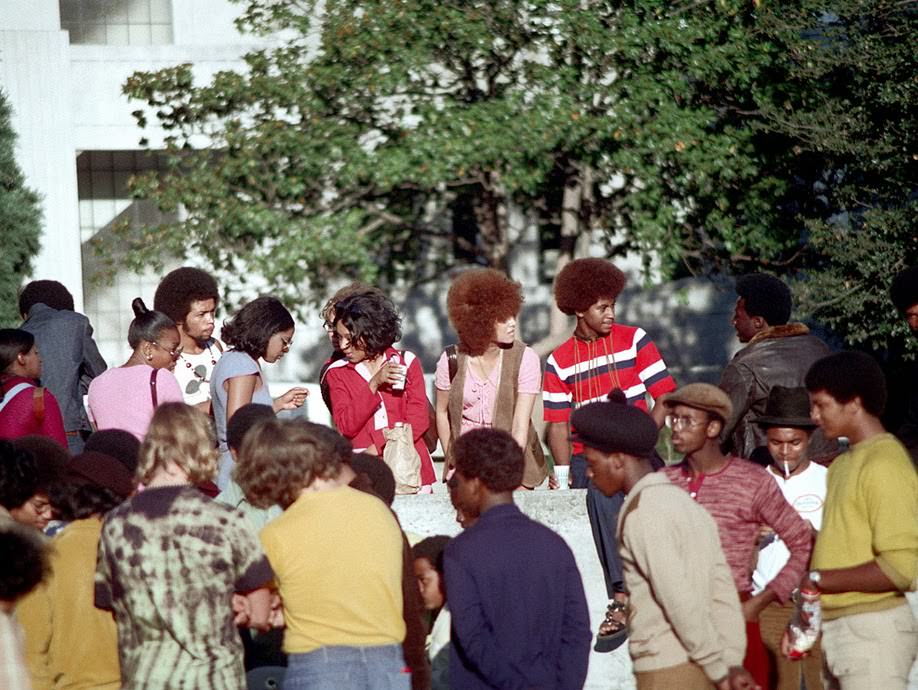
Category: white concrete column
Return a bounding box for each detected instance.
[0,24,83,309]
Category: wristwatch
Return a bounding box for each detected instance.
[808,570,822,589]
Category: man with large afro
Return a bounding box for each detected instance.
[543,257,676,652]
[718,273,833,462]
[153,267,222,410]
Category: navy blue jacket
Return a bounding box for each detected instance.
[444,503,591,690]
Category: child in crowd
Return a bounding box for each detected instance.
[95,403,273,690]
[0,440,55,533]
[234,419,410,688]
[412,535,452,690]
[0,525,48,690]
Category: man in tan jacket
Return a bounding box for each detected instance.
[572,392,758,690]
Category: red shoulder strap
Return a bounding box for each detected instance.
[32,386,45,424]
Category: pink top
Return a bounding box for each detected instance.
[87,365,184,441]
[435,346,540,435]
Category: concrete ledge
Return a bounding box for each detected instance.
[393,490,636,690]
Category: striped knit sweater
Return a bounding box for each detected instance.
[663,458,812,603]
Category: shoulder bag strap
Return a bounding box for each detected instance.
[150,368,159,408]
[0,382,35,413]
[32,386,45,424]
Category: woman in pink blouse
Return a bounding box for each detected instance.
[87,298,184,441]
[435,269,546,488]
[324,291,436,490]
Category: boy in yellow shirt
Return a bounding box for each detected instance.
[797,352,918,690]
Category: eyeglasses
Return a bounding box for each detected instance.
[279,334,293,349]
[154,342,183,359]
[665,415,707,430]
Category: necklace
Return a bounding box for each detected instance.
[179,342,218,380]
[572,329,620,408]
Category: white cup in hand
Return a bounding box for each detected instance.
[554,465,570,490]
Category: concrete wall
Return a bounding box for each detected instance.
[392,490,637,690]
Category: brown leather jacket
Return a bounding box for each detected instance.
[719,324,833,459]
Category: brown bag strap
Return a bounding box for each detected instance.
[32,386,45,425]
[150,368,158,408]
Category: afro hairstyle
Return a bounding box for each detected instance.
[0,441,39,510]
[153,267,220,324]
[553,258,626,315]
[890,265,918,312]
[18,280,75,315]
[84,429,141,475]
[452,428,523,492]
[735,274,792,326]
[447,268,523,356]
[805,351,887,417]
[226,403,275,451]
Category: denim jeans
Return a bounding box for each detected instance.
[571,454,625,598]
[283,644,410,690]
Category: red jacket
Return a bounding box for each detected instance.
[0,375,67,448]
[325,348,435,486]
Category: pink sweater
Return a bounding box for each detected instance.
[663,458,812,603]
[87,365,184,441]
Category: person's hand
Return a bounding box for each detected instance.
[716,666,760,690]
[276,387,309,410]
[741,595,767,622]
[548,474,560,490]
[269,592,285,629]
[368,361,404,393]
[232,593,250,627]
[780,626,797,659]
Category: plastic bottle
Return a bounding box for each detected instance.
[787,587,821,659]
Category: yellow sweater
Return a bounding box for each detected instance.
[260,485,405,653]
[812,433,918,619]
[16,518,120,690]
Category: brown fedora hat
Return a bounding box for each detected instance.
[753,386,817,428]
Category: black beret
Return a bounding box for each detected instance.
[571,396,659,456]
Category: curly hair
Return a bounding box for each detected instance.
[235,419,351,509]
[333,292,402,358]
[153,267,220,324]
[447,269,523,355]
[805,351,887,417]
[127,298,177,350]
[222,296,295,359]
[452,428,523,492]
[0,440,39,510]
[891,265,918,312]
[0,329,34,375]
[50,483,125,522]
[736,274,792,326]
[226,403,275,451]
[320,283,386,328]
[0,527,48,602]
[84,430,141,475]
[136,403,218,485]
[18,280,75,315]
[553,259,626,315]
[412,535,451,575]
[11,436,67,493]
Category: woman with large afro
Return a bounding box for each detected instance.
[435,268,547,488]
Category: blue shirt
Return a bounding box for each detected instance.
[444,503,591,689]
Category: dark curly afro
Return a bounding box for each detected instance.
[453,428,523,492]
[554,258,626,315]
[0,527,48,602]
[891,265,918,312]
[805,351,887,417]
[447,269,523,356]
[154,267,220,324]
[736,274,792,326]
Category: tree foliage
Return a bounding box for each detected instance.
[0,89,42,327]
[116,0,915,352]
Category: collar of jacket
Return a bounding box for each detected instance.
[748,322,810,345]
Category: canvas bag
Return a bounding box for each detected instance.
[382,351,422,494]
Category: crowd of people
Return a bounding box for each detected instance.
[1,258,918,690]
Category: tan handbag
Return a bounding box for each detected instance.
[382,422,422,495]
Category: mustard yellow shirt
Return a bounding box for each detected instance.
[812,433,918,619]
[260,485,405,653]
[16,518,120,690]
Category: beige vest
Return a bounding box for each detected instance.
[446,341,547,488]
